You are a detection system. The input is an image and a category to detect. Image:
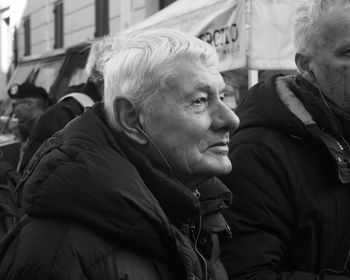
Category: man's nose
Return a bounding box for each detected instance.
[212,101,240,132]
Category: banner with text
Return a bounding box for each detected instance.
[127,0,246,72]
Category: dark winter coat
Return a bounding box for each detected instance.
[220,74,350,280]
[0,103,231,280]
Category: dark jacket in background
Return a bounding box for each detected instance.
[18,81,101,174]
[0,103,231,280]
[220,74,350,280]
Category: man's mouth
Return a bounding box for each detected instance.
[208,142,229,154]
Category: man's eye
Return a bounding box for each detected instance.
[193,97,207,105]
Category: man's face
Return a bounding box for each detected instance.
[12,98,41,123]
[142,59,239,186]
[309,6,350,112]
[223,83,239,110]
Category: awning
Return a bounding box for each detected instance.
[127,0,299,71]
[127,0,246,72]
[249,0,299,69]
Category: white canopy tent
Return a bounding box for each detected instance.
[126,0,300,87]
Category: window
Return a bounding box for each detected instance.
[54,0,64,49]
[23,17,30,56]
[159,0,176,9]
[34,58,65,92]
[13,28,18,67]
[95,0,109,37]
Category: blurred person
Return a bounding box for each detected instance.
[221,72,240,110]
[0,29,239,280]
[0,83,50,238]
[7,83,51,172]
[220,1,350,279]
[16,37,114,174]
[8,83,50,142]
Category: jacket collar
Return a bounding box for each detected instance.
[276,75,350,184]
[290,74,345,139]
[239,73,312,140]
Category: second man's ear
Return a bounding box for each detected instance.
[295,53,316,84]
[113,98,148,145]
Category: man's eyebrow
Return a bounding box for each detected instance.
[194,82,226,98]
[194,82,211,92]
[195,82,223,95]
[219,88,227,94]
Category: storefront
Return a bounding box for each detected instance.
[0,42,90,115]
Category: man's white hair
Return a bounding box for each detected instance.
[102,28,219,131]
[294,0,350,55]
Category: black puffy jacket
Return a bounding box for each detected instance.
[0,103,231,280]
[220,74,350,280]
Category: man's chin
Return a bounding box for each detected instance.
[205,160,232,177]
[218,164,232,175]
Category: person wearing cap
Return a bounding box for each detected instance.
[8,83,51,142]
[7,83,51,172]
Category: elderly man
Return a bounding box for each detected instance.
[0,29,239,280]
[220,1,350,279]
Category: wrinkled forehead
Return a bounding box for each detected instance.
[317,6,350,46]
[166,58,224,92]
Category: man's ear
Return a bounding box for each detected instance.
[113,98,147,145]
[295,53,316,84]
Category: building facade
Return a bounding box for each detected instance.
[17,0,161,57]
[0,0,176,100]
